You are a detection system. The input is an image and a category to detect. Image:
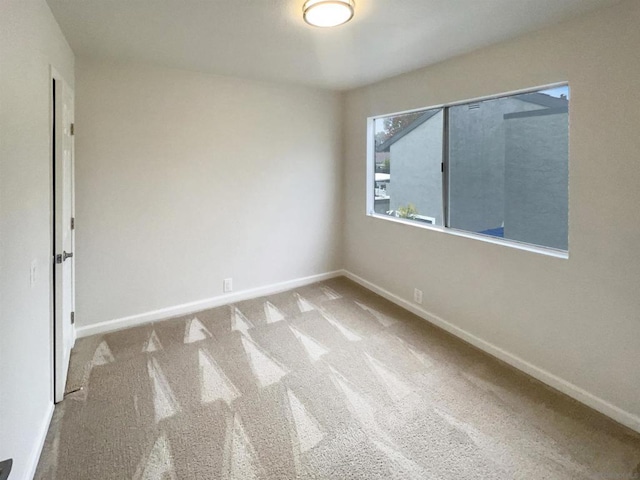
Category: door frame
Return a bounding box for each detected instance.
[50,65,76,403]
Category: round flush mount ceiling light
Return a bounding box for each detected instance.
[303,0,355,28]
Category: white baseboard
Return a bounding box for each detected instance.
[343,270,640,434]
[76,270,343,339]
[26,401,54,480]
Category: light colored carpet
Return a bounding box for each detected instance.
[35,277,640,479]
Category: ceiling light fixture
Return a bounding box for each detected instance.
[303,0,355,28]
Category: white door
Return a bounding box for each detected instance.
[53,74,75,403]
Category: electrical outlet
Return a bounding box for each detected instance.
[413,288,423,304]
[223,278,233,293]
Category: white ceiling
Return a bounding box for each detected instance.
[46,0,622,90]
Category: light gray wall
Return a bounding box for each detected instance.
[388,111,444,225]
[505,110,569,250]
[0,1,75,478]
[344,0,640,425]
[75,59,342,328]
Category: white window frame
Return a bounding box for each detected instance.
[366,82,569,259]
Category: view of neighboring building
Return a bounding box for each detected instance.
[376,109,444,223]
[374,89,569,250]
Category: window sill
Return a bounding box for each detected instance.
[367,213,569,259]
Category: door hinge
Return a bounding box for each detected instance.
[441,162,444,173]
[71,311,75,324]
[55,254,62,264]
[70,123,75,136]
[71,217,75,230]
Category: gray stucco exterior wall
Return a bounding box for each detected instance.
[388,110,444,224]
[504,109,569,250]
[448,97,545,233]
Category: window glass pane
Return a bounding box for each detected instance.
[374,108,444,226]
[448,87,569,250]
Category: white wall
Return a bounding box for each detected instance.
[343,0,640,425]
[75,60,342,328]
[0,1,75,478]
